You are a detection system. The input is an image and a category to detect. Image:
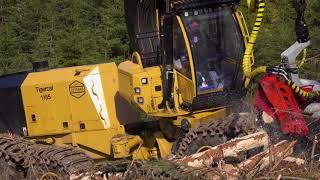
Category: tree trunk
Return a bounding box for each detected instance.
[238,140,296,172]
[174,131,269,168]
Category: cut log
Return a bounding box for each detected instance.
[220,164,239,180]
[238,140,296,172]
[174,131,269,168]
[275,156,306,171]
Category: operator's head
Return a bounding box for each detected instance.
[189,19,200,32]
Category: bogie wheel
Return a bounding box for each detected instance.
[40,172,61,180]
[172,113,257,157]
[25,146,94,180]
[0,135,94,179]
[27,166,63,180]
[172,119,228,157]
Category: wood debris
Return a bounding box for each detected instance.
[174,131,269,168]
[239,140,296,172]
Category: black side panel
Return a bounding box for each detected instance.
[182,89,247,112]
[124,0,162,67]
[0,72,28,135]
[114,92,140,125]
[172,0,240,10]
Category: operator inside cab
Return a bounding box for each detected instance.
[173,5,245,94]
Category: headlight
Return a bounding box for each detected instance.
[134,87,141,94]
[137,97,144,104]
[141,78,148,85]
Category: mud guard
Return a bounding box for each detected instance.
[154,131,173,159]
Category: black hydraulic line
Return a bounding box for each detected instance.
[293,0,310,43]
[172,0,240,10]
[160,0,175,109]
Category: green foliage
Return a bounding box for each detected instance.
[240,0,320,79]
[0,0,319,78]
[0,0,129,75]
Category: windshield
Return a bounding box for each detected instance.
[181,6,245,94]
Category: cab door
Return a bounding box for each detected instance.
[173,16,196,104]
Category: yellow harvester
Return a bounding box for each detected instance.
[0,0,275,178]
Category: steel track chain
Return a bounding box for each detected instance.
[173,113,257,157]
[0,134,94,179]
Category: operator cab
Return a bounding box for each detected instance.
[173,5,245,95]
[125,0,247,112]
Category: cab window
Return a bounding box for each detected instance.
[181,7,245,93]
[173,17,192,79]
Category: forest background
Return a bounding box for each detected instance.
[0,0,319,79]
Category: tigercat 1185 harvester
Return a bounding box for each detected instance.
[0,0,319,179]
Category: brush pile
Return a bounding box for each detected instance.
[79,131,320,180]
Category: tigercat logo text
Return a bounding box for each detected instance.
[36,86,53,93]
[69,81,86,98]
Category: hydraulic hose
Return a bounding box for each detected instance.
[288,0,319,99]
[289,49,318,99]
[286,79,320,99]
[264,65,320,99]
[241,0,320,99]
[297,48,307,68]
[243,0,266,88]
[250,66,267,78]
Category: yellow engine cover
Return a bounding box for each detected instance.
[20,63,140,157]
